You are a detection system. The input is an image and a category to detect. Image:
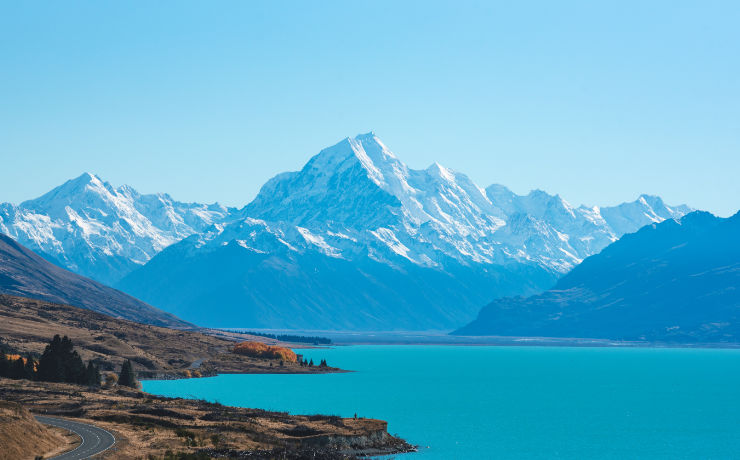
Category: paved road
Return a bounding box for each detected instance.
[35,415,116,460]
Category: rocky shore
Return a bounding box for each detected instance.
[0,378,414,459]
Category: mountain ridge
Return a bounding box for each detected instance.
[115,133,692,330]
[0,233,190,328]
[1,172,234,284]
[1,133,695,330]
[453,210,740,342]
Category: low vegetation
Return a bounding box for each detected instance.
[233,342,297,363]
[0,378,414,459]
[0,334,139,389]
[0,400,66,460]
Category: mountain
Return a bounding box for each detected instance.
[0,233,190,328]
[117,133,691,330]
[453,211,740,343]
[0,173,234,285]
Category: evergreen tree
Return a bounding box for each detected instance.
[37,335,65,382]
[10,357,26,379]
[24,356,36,380]
[0,350,8,378]
[84,361,101,386]
[308,359,314,367]
[118,359,137,388]
[37,335,87,384]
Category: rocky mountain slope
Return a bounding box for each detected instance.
[0,234,190,328]
[117,133,691,330]
[453,211,740,343]
[0,173,233,284]
[1,134,690,290]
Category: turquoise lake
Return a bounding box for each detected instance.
[143,345,740,459]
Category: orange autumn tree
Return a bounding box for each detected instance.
[233,342,297,363]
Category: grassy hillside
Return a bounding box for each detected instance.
[0,294,338,378]
[0,400,67,460]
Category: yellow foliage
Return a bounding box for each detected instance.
[233,342,297,363]
[4,354,36,370]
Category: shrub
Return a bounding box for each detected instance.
[103,371,118,388]
[232,342,297,363]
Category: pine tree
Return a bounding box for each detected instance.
[85,361,101,386]
[309,359,314,367]
[37,335,88,384]
[10,357,26,379]
[37,335,65,382]
[0,350,8,378]
[118,360,137,388]
[69,351,86,384]
[24,356,36,380]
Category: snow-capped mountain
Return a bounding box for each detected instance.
[116,133,692,330]
[0,173,235,284]
[218,132,690,274]
[1,133,692,329]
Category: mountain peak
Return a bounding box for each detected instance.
[20,172,113,211]
[426,162,456,181]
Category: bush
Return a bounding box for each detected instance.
[232,342,297,363]
[103,372,118,388]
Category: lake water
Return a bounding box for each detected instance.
[143,345,740,459]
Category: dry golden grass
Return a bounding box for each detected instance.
[0,295,338,378]
[0,378,413,459]
[0,400,71,460]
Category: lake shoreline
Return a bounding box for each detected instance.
[0,377,416,459]
[230,329,740,349]
[144,344,740,459]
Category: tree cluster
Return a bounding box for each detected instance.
[0,335,101,386]
[0,335,140,390]
[37,335,101,386]
[0,351,36,380]
[242,331,332,345]
[298,357,329,368]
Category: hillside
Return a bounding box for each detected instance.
[0,379,413,459]
[0,400,67,460]
[0,233,190,328]
[0,295,338,378]
[454,211,740,343]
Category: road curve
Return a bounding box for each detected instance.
[35,415,116,460]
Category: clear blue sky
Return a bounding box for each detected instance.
[2,1,738,216]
